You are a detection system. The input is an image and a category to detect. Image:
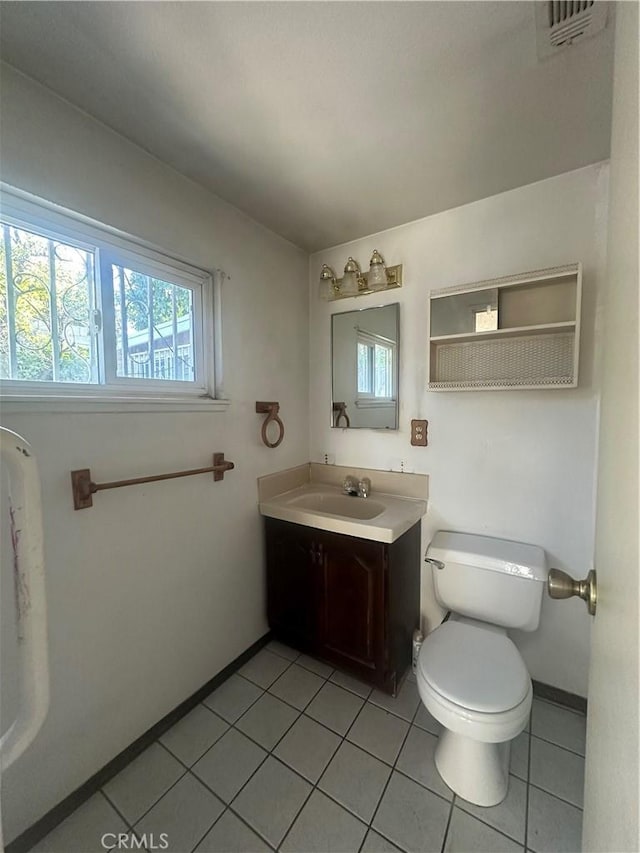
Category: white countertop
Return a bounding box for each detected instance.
[259,483,427,543]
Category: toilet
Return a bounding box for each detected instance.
[416,531,547,807]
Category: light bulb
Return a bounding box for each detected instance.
[319,264,336,300]
[341,257,361,296]
[368,250,388,290]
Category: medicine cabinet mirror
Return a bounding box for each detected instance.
[331,303,399,429]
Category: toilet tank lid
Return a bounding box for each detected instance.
[427,531,547,582]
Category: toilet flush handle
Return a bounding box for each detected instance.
[424,557,445,571]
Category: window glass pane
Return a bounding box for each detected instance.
[374,343,392,397]
[357,341,372,393]
[0,223,97,383]
[112,265,194,382]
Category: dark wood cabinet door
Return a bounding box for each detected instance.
[264,517,419,694]
[318,534,385,674]
[265,519,317,648]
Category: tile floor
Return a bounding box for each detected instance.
[30,641,587,853]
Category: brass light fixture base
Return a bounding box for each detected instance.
[329,263,403,301]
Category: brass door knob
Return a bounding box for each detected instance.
[547,568,597,616]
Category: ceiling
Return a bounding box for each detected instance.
[0,2,614,252]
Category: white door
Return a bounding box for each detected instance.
[0,429,50,852]
[582,3,639,851]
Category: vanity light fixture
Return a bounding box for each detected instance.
[318,251,403,301]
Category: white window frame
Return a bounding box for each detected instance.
[0,187,228,412]
[355,329,397,409]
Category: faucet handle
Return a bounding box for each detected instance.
[343,475,358,494]
[358,477,371,498]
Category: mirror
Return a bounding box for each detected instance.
[331,303,399,430]
[430,287,498,337]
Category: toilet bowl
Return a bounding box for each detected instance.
[416,618,532,806]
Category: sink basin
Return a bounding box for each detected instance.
[259,483,427,543]
[289,492,385,520]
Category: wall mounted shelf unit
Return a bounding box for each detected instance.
[427,263,582,391]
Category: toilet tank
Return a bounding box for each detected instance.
[427,531,548,631]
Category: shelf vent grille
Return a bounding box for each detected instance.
[431,332,575,388]
[535,1,608,59]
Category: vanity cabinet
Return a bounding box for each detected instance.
[265,517,420,695]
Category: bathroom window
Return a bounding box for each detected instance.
[356,329,396,406]
[0,191,219,407]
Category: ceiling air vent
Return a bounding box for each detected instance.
[535,1,608,59]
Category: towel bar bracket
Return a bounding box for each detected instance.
[71,469,94,510]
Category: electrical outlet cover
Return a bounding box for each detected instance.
[411,419,428,446]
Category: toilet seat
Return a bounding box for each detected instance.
[417,668,532,743]
[418,621,529,713]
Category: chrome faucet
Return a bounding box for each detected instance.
[358,477,371,498]
[343,475,372,497]
[343,475,359,496]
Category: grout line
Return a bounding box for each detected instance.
[117,684,481,853]
[189,803,278,853]
[203,671,277,722]
[528,730,586,759]
[533,695,586,718]
[158,710,231,767]
[269,674,456,852]
[108,656,278,834]
[206,658,346,849]
[264,643,302,664]
[224,808,279,853]
[98,789,135,833]
[278,692,374,852]
[189,812,225,853]
[277,678,373,845]
[356,709,424,853]
[187,767,275,850]
[527,781,584,811]
[448,799,530,851]
[361,697,422,852]
[524,714,532,851]
[454,794,528,847]
[122,748,191,829]
[79,650,578,853]
[281,675,424,850]
[440,795,456,853]
[265,675,327,711]
[237,653,298,693]
[268,644,335,680]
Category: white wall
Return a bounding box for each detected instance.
[310,163,609,698]
[0,65,309,842]
[583,2,639,849]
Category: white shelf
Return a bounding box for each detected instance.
[430,321,577,345]
[427,264,582,391]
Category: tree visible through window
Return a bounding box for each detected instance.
[0,199,212,399]
[0,224,97,383]
[112,265,194,382]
